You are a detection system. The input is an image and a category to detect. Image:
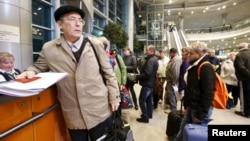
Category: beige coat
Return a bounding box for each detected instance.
[220,59,238,86]
[27,36,120,129]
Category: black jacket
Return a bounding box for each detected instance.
[234,48,250,81]
[138,55,158,88]
[183,56,215,120]
[123,54,137,73]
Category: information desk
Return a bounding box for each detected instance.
[0,85,70,141]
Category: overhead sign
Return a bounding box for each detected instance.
[0,24,20,43]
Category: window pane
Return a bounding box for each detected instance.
[32,27,52,52]
[94,14,105,28]
[93,0,106,13]
[32,1,52,28]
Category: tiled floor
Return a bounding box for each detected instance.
[121,84,250,141]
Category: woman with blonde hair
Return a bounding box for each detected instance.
[0,52,21,82]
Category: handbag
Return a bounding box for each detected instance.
[127,68,139,83]
[97,111,134,141]
[127,73,137,83]
[120,87,133,109]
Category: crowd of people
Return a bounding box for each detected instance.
[1,5,250,141]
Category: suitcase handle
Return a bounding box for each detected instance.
[179,101,184,115]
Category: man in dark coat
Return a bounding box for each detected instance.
[234,42,250,118]
[136,45,158,123]
[171,42,215,141]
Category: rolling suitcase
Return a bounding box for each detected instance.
[166,102,184,138]
[182,123,208,141]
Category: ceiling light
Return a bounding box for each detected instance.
[233,2,237,6]
[37,7,42,10]
[222,5,226,9]
[139,15,141,18]
[178,12,181,15]
[169,0,172,4]
[191,11,194,14]
[217,8,221,10]
[203,10,206,13]
[205,7,209,10]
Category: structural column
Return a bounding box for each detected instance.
[127,0,134,50]
[0,0,32,70]
[222,13,227,24]
[179,16,184,30]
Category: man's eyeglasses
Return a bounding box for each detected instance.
[61,17,85,25]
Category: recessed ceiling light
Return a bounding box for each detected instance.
[222,5,226,9]
[217,8,221,10]
[233,2,237,6]
[205,7,209,10]
[191,11,194,14]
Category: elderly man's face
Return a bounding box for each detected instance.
[57,12,84,43]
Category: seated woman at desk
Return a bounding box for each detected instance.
[0,52,21,82]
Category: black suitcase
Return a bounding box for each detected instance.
[166,102,184,138]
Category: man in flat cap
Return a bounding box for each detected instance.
[17,5,120,140]
[234,42,250,118]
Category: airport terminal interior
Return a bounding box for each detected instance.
[0,0,250,141]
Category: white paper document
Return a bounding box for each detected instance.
[0,72,68,97]
[173,85,183,101]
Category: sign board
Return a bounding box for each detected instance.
[0,24,20,43]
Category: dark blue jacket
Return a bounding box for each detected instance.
[178,59,190,92]
[138,55,158,88]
